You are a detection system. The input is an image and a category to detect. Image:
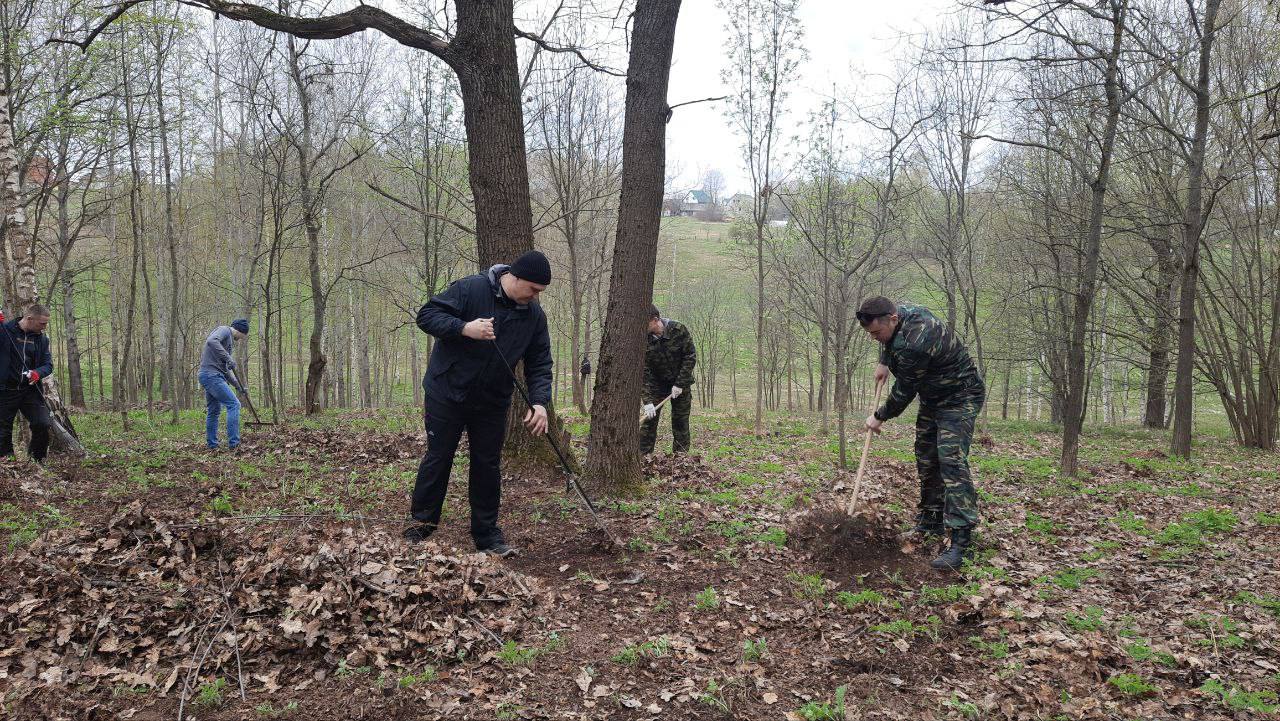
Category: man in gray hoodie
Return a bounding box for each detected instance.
[199,319,249,449]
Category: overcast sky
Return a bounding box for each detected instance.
[665,0,959,195]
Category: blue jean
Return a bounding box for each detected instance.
[199,371,241,448]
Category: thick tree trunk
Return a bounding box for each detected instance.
[1144,239,1177,428]
[1171,0,1222,457]
[156,29,181,424]
[1060,1,1125,477]
[585,0,681,494]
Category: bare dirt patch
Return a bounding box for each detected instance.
[787,506,935,586]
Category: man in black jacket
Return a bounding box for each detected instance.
[0,304,54,463]
[405,251,555,556]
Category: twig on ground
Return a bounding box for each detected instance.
[178,612,231,721]
[465,614,505,647]
[215,533,247,702]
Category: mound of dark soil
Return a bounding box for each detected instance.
[787,506,933,586]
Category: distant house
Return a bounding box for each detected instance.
[680,189,712,217]
[726,193,754,219]
[25,157,53,187]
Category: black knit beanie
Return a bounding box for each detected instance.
[509,250,552,285]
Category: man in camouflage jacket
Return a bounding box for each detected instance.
[641,305,697,454]
[859,296,985,570]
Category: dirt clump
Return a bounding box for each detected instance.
[787,506,933,586]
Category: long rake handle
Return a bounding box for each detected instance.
[488,339,621,546]
[229,371,267,425]
[845,381,886,517]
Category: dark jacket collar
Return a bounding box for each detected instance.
[486,264,529,310]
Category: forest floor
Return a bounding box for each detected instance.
[2,408,1279,720]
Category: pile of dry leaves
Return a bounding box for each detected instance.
[0,501,546,710]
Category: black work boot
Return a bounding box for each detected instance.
[913,510,944,536]
[480,541,516,558]
[930,527,974,570]
[403,523,436,543]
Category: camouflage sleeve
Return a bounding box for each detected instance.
[877,348,928,421]
[676,327,696,388]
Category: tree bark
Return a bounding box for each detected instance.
[584,0,681,494]
[1171,0,1222,457]
[1059,0,1126,477]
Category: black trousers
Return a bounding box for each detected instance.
[410,395,508,548]
[0,385,51,462]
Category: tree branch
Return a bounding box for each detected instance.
[513,26,625,77]
[46,0,146,50]
[54,1,454,62]
[365,181,475,236]
[667,95,730,115]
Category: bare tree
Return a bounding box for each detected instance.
[1166,0,1225,457]
[720,0,805,437]
[982,0,1137,476]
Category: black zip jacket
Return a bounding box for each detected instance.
[1,318,53,388]
[416,265,553,409]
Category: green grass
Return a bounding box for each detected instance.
[1064,606,1105,632]
[1108,673,1158,696]
[789,572,826,599]
[919,582,980,605]
[1125,639,1176,667]
[397,667,437,687]
[1,503,73,549]
[208,491,234,516]
[968,635,1009,659]
[1200,679,1279,712]
[496,633,564,667]
[795,685,847,721]
[835,590,886,609]
[1107,510,1149,534]
[756,527,787,547]
[869,616,940,639]
[1046,567,1100,590]
[1189,615,1247,648]
[193,678,226,708]
[943,693,980,718]
[694,586,721,611]
[1236,591,1280,619]
[253,701,299,717]
[1024,513,1063,539]
[611,636,672,665]
[742,638,768,663]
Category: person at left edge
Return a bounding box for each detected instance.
[405,250,554,557]
[0,304,54,464]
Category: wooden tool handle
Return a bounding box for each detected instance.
[845,381,886,516]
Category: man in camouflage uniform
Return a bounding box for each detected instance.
[859,296,985,570]
[641,305,697,454]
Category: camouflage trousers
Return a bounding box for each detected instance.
[640,386,692,454]
[915,397,983,529]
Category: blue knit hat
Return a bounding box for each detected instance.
[231,319,250,334]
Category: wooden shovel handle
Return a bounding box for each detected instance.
[639,393,674,422]
[845,381,886,516]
